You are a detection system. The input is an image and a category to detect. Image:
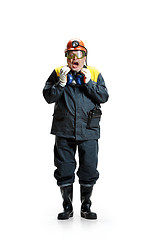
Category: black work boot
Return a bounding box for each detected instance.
[80,185,97,220]
[58,184,73,220]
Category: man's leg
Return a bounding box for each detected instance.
[54,136,77,186]
[54,136,77,219]
[77,139,99,186]
[77,139,99,219]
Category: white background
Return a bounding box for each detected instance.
[0,0,160,239]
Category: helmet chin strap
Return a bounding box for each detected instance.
[86,56,87,66]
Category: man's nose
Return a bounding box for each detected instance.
[73,54,78,60]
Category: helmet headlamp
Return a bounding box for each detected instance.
[72,40,79,48]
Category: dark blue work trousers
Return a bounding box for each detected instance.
[54,136,99,186]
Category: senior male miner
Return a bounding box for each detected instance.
[43,38,109,220]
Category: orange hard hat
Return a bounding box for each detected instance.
[65,38,87,54]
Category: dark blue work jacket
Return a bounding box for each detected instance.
[43,65,109,140]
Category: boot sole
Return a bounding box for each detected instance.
[81,211,97,220]
[58,212,73,220]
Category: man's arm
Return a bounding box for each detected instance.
[84,72,109,104]
[43,70,65,104]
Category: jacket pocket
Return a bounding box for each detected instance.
[86,115,101,128]
[51,112,68,133]
[86,106,102,129]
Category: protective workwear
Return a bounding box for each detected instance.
[66,50,86,59]
[43,42,109,220]
[80,185,97,219]
[59,66,70,87]
[81,68,91,84]
[54,136,99,186]
[65,38,87,54]
[43,65,109,141]
[58,185,73,220]
[67,70,85,86]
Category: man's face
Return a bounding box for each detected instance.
[67,50,86,72]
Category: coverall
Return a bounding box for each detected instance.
[43,65,109,186]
